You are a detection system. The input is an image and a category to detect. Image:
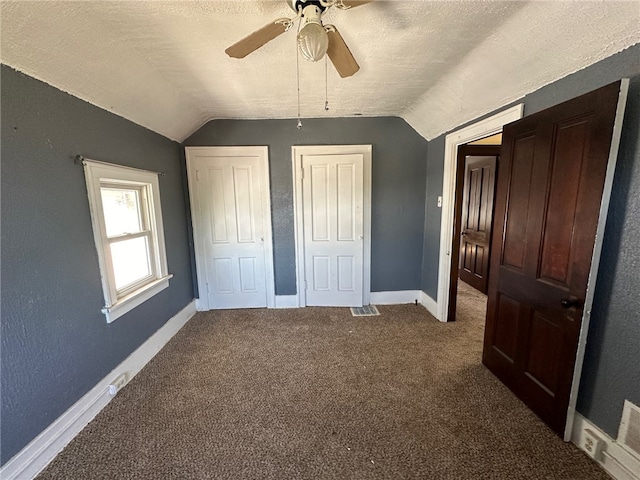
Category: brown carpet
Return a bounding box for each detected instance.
[38,289,608,479]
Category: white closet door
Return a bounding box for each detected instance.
[187,148,273,310]
[302,153,364,306]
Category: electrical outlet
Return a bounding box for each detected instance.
[108,373,128,396]
[583,428,604,460]
[437,196,443,208]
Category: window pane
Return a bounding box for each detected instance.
[101,187,143,237]
[110,237,151,291]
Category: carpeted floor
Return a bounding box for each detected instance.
[38,285,608,479]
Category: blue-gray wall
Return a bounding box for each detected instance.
[421,139,445,297]
[3,41,638,467]
[0,66,194,465]
[184,117,429,295]
[421,44,640,437]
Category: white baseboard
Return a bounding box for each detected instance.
[277,292,426,308]
[419,291,440,319]
[572,413,640,480]
[0,300,197,480]
[198,296,298,310]
[201,291,437,311]
[370,290,421,305]
[195,298,207,311]
[274,295,299,308]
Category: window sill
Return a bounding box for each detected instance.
[102,274,173,323]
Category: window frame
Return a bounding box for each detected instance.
[100,182,155,296]
[83,160,172,323]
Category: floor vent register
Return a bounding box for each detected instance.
[350,305,380,317]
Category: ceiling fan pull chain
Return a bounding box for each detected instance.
[325,55,329,111]
[296,16,303,129]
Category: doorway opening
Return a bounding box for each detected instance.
[436,104,523,323]
[449,141,501,324]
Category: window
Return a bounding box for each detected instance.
[83,160,172,323]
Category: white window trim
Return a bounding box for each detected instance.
[83,160,172,323]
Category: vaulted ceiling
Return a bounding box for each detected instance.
[2,1,639,142]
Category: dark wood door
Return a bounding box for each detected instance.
[482,81,625,436]
[459,149,498,294]
[448,144,499,321]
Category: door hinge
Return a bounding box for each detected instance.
[301,168,304,180]
[196,170,200,182]
[206,283,210,293]
[303,280,307,290]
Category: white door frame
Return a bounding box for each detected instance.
[292,145,372,308]
[436,104,523,323]
[565,79,628,440]
[185,146,276,311]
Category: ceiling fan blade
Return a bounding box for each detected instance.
[326,27,360,78]
[225,20,288,59]
[341,0,374,8]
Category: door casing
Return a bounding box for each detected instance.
[185,146,276,311]
[563,79,629,440]
[436,104,524,323]
[292,145,372,308]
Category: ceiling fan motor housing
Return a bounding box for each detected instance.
[287,0,329,14]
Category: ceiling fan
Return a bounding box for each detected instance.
[225,0,373,78]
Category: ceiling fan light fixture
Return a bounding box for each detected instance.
[297,22,329,62]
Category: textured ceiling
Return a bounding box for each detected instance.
[1,1,639,142]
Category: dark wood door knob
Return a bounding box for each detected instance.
[561,298,581,309]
